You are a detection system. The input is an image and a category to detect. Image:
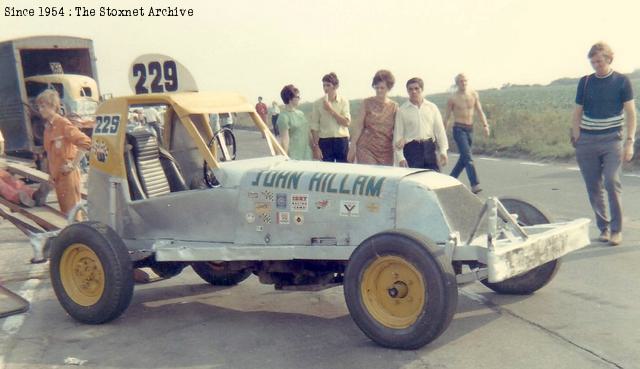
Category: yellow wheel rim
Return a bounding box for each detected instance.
[59,243,105,306]
[361,255,426,329]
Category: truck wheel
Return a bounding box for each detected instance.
[50,222,134,324]
[481,198,561,295]
[151,262,185,279]
[191,262,251,286]
[344,231,458,349]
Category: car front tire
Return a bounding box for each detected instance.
[344,231,458,349]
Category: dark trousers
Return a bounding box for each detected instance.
[450,124,479,186]
[271,115,280,136]
[319,137,349,163]
[403,139,439,171]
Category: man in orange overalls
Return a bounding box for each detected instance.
[36,89,91,216]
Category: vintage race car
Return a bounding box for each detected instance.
[43,91,590,349]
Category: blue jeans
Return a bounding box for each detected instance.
[450,124,479,186]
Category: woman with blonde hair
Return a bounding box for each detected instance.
[36,89,91,216]
[348,70,398,165]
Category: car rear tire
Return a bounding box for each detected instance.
[481,197,561,295]
[344,231,458,350]
[191,262,251,286]
[151,262,185,279]
[50,221,134,324]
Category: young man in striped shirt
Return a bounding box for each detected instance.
[572,42,637,246]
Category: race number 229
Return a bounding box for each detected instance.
[94,115,121,136]
[132,61,179,94]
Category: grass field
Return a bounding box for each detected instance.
[239,75,640,161]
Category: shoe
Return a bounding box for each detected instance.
[471,185,482,194]
[598,229,610,243]
[32,182,52,206]
[609,232,622,246]
[18,191,35,208]
[133,268,150,283]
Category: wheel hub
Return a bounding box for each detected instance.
[387,281,409,299]
[361,256,426,329]
[60,243,105,306]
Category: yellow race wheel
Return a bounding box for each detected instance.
[59,243,105,306]
[361,256,426,329]
[344,232,458,350]
[50,222,134,324]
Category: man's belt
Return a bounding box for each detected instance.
[410,138,434,144]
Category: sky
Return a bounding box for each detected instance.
[2,0,639,104]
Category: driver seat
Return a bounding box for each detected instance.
[125,130,187,200]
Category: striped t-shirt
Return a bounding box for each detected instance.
[575,71,633,133]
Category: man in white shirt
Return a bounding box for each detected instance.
[394,77,448,171]
[310,72,351,162]
[143,107,163,145]
[269,101,281,136]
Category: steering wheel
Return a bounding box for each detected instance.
[203,127,237,188]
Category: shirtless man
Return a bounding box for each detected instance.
[443,73,490,194]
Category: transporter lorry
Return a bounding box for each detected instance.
[0,35,100,167]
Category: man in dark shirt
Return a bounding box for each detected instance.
[571,42,637,246]
[575,71,633,133]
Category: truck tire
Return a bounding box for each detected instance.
[151,262,185,279]
[191,262,251,286]
[50,222,134,324]
[344,231,458,350]
[481,198,561,295]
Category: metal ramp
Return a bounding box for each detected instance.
[0,157,76,261]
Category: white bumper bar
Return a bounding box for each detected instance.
[487,218,590,282]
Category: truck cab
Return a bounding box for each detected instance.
[25,74,99,119]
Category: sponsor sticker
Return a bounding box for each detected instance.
[277,211,290,225]
[261,190,275,202]
[92,140,109,163]
[340,200,360,217]
[245,212,255,224]
[256,225,264,232]
[290,194,309,212]
[366,202,380,213]
[248,192,259,199]
[276,193,288,209]
[315,199,330,209]
[294,214,304,225]
[261,213,272,224]
[255,202,272,214]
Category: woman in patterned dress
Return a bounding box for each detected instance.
[348,70,398,165]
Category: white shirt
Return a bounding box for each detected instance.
[394,99,448,162]
[310,95,351,138]
[269,105,280,116]
[143,107,161,124]
[220,113,233,126]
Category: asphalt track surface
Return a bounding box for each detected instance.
[1,129,639,369]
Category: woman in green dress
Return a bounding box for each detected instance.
[277,85,313,160]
